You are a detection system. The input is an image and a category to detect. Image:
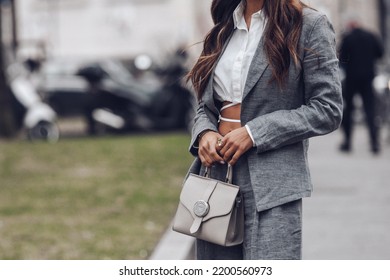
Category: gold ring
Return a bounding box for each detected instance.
[217,138,223,147]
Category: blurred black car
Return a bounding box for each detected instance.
[37,56,195,135]
[36,59,90,118]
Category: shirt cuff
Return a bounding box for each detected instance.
[245,125,256,147]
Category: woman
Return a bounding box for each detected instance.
[186,0,342,259]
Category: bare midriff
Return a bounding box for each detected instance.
[218,101,242,136]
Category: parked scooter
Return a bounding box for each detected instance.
[7,61,59,142]
[76,52,195,135]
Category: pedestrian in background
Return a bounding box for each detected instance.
[185,0,342,260]
[339,19,384,154]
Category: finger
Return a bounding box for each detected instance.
[199,146,214,167]
[219,138,229,155]
[207,141,223,162]
[223,143,245,165]
[199,154,213,167]
[221,145,234,163]
[198,152,208,166]
[206,137,224,161]
[228,149,243,166]
[208,144,225,162]
[220,138,236,160]
[200,141,224,166]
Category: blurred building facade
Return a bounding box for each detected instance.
[308,0,381,36]
[15,0,212,61]
[13,0,388,65]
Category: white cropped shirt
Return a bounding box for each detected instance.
[213,2,266,104]
[213,2,266,144]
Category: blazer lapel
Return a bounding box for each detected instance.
[202,32,268,109]
[242,36,269,100]
[203,72,218,115]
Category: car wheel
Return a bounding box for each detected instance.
[27,121,60,142]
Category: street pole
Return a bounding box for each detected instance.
[0,1,17,137]
[384,0,390,71]
[10,0,17,57]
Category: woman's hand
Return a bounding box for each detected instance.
[217,127,253,166]
[198,131,225,167]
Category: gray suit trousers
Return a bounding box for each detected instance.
[196,155,303,260]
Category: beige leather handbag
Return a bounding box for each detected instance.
[172,165,244,247]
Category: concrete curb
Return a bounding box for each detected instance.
[149,222,195,260]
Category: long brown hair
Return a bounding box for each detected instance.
[187,0,306,100]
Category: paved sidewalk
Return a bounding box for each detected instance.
[303,126,390,259]
[150,125,390,260]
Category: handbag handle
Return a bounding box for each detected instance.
[204,164,233,184]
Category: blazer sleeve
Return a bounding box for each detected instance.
[188,100,218,156]
[246,14,343,154]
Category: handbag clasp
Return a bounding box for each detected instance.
[193,200,210,217]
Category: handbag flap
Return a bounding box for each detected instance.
[180,173,239,221]
[203,181,238,221]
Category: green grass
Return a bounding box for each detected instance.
[0,133,193,259]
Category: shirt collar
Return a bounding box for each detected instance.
[233,2,245,29]
[233,1,264,30]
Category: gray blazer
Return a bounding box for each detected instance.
[188,8,343,212]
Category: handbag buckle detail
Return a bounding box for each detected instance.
[193,200,210,217]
